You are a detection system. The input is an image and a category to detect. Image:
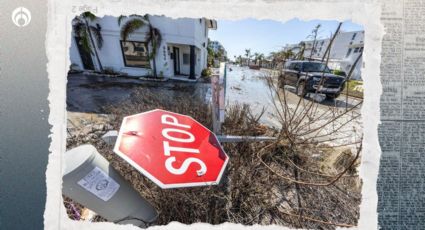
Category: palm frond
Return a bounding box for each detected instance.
[73,22,93,54]
[119,14,146,26]
[73,22,85,37]
[130,14,144,18]
[120,19,146,41]
[146,27,162,57]
[81,11,96,21]
[90,24,103,49]
[118,15,126,26]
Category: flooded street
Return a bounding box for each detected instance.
[225,65,362,148]
[67,67,362,148]
[225,66,273,123]
[226,66,361,124]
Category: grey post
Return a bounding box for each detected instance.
[62,144,158,228]
[102,130,276,144]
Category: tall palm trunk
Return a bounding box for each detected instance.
[149,25,158,78]
[84,19,103,71]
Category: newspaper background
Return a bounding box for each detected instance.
[377,0,425,228]
[44,0,425,229]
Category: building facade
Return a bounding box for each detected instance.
[70,15,217,79]
[283,30,364,80]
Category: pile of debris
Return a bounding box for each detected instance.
[65,88,361,229]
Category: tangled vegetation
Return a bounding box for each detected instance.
[66,78,362,229]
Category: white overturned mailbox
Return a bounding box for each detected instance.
[62,145,158,227]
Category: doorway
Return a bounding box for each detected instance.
[173,47,180,75]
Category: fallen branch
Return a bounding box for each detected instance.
[278,208,355,228]
[257,142,362,186]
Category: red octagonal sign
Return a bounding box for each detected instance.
[113,109,229,189]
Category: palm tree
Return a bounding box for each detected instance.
[237,55,243,65]
[269,51,278,68]
[280,50,293,68]
[257,53,265,66]
[296,42,306,60]
[207,46,215,67]
[245,49,251,66]
[282,50,293,61]
[118,14,162,77]
[269,50,293,69]
[253,52,259,65]
[217,47,226,61]
[307,24,321,59]
[73,11,104,71]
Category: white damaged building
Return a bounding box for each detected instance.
[70,14,217,80]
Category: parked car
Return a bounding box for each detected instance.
[278,60,346,99]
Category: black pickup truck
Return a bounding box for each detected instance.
[278,60,346,99]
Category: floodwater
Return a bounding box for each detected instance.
[225,65,279,126]
[225,65,363,148]
[67,68,362,147]
[225,65,362,126]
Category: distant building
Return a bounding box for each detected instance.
[70,15,217,80]
[283,31,364,80]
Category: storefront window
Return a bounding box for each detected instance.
[120,41,150,68]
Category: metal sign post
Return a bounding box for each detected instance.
[103,131,277,145]
[211,62,226,134]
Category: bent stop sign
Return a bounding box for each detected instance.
[113,109,229,189]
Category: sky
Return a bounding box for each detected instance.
[208,19,363,60]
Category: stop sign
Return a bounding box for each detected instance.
[113,109,229,189]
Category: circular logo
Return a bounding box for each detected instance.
[11,7,31,27]
[95,179,109,190]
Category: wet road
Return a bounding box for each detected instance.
[67,73,209,113]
